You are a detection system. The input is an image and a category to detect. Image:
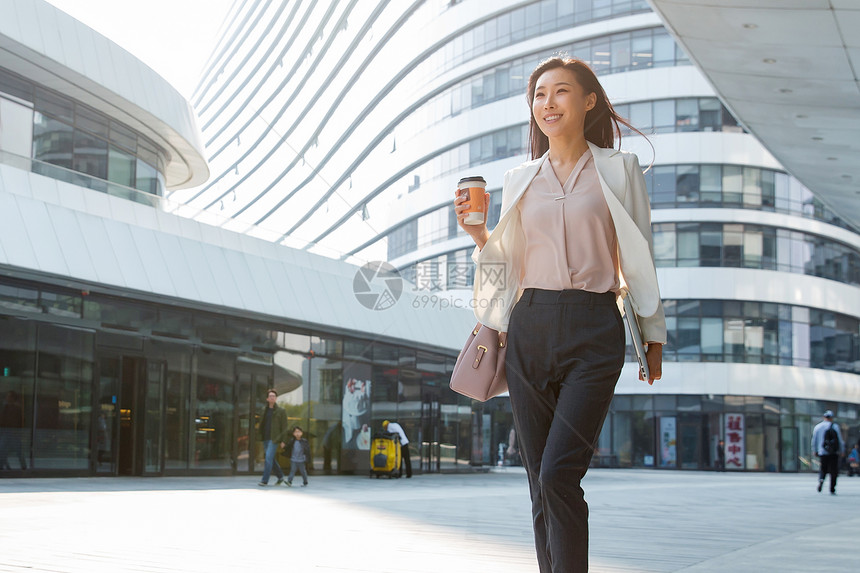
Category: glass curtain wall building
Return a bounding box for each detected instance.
[180,0,860,472]
[0,0,473,478]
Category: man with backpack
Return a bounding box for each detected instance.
[812,410,845,494]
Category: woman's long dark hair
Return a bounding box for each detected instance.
[527,56,644,160]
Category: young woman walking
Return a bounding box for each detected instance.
[455,57,666,572]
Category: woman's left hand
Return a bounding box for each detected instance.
[641,343,662,385]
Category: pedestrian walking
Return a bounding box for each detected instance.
[715,439,726,471]
[454,56,665,572]
[257,389,288,486]
[285,425,310,487]
[382,420,412,478]
[812,409,845,494]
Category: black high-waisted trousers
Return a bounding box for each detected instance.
[506,288,626,573]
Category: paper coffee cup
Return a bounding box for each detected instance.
[457,176,486,225]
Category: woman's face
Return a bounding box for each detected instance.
[531,67,596,140]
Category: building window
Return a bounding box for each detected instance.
[32,112,73,170]
[644,164,856,232]
[614,98,743,136]
[428,0,653,73]
[387,220,418,260]
[0,66,166,197]
[397,29,689,149]
[652,222,860,286]
[654,299,859,373]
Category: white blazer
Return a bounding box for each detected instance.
[471,141,667,343]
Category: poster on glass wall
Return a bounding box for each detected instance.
[659,416,677,467]
[342,363,371,453]
[724,413,745,469]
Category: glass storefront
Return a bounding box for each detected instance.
[589,395,860,473]
[472,390,860,474]
[33,324,94,470]
[2,275,857,476]
[0,276,468,477]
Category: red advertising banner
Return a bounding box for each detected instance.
[724,413,745,470]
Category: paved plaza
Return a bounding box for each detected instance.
[1,468,858,572]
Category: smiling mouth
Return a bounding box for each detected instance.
[544,114,561,123]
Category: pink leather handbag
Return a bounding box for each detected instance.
[449,323,508,401]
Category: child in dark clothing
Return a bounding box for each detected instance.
[286,426,310,487]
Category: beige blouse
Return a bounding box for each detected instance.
[517,149,620,293]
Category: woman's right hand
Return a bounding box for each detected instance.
[454,189,490,249]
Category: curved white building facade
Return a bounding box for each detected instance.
[0,0,473,478]
[185,0,860,472]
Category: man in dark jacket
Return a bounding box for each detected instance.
[257,389,288,486]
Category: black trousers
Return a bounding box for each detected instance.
[819,454,839,492]
[506,288,625,573]
[401,444,412,477]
